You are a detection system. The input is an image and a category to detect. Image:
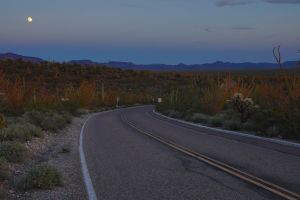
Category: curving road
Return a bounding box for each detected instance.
[82,106,300,200]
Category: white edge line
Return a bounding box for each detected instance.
[80,113,98,200]
[153,110,300,148]
[79,105,150,200]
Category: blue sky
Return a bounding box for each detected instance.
[0,0,299,64]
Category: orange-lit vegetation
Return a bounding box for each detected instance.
[157,69,300,139]
[0,59,299,139]
[0,59,190,114]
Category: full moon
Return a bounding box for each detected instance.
[27,16,33,23]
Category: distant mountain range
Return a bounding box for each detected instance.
[0,52,44,63]
[0,52,298,71]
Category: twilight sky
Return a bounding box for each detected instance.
[0,0,299,64]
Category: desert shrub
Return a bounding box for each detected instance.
[227,93,259,123]
[200,87,228,115]
[23,110,44,125]
[60,111,72,124]
[0,122,42,142]
[167,110,183,118]
[78,81,96,108]
[0,157,9,180]
[0,115,6,129]
[183,114,192,121]
[23,110,72,132]
[0,142,27,162]
[18,165,63,190]
[160,109,171,116]
[53,100,80,115]
[209,116,223,127]
[190,113,209,123]
[265,125,280,137]
[76,108,90,115]
[60,145,70,154]
[249,106,300,139]
[242,122,258,132]
[223,120,243,131]
[39,114,66,131]
[0,129,15,142]
[5,78,26,114]
[250,110,273,130]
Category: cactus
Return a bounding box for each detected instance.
[228,93,259,123]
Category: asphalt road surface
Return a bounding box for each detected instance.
[82,106,300,200]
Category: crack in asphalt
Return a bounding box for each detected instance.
[177,155,242,194]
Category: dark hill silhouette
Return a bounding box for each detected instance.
[1,52,298,71]
[97,60,298,71]
[68,59,99,65]
[0,53,44,63]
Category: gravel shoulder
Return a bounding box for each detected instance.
[7,115,90,200]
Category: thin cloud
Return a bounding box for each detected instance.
[231,25,254,30]
[264,34,277,39]
[216,0,253,7]
[203,26,254,32]
[204,27,214,32]
[264,0,300,4]
[216,0,300,7]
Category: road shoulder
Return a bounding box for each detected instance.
[8,115,89,200]
[152,109,300,156]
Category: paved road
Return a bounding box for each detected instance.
[82,106,300,200]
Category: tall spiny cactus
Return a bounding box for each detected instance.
[228,93,259,123]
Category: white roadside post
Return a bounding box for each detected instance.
[158,98,162,103]
[116,97,120,107]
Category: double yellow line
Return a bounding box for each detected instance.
[121,113,300,200]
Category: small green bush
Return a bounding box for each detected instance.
[167,110,183,118]
[76,109,90,115]
[0,122,42,142]
[60,101,80,115]
[162,109,172,115]
[18,165,63,190]
[0,157,9,180]
[39,115,65,131]
[190,113,209,123]
[209,116,223,127]
[265,125,280,137]
[0,129,16,142]
[183,114,191,121]
[242,122,258,132]
[23,110,44,127]
[23,110,72,132]
[223,120,243,131]
[61,111,72,124]
[160,110,170,116]
[0,142,27,163]
[60,146,70,154]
